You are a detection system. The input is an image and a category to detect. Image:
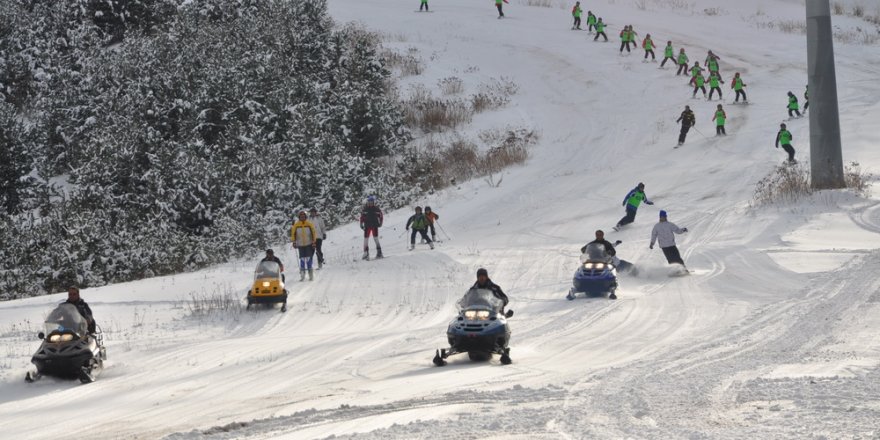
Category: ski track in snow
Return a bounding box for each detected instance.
[2,0,880,438]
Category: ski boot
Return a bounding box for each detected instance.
[433,349,447,366]
[375,250,384,259]
[609,292,618,300]
[500,348,512,365]
[362,250,370,261]
[318,261,323,270]
[308,269,314,281]
[409,244,414,251]
[300,270,306,281]
[429,242,435,250]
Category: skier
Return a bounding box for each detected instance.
[261,249,285,281]
[676,48,689,76]
[803,85,809,112]
[473,268,509,312]
[692,72,707,98]
[613,182,654,231]
[787,91,801,118]
[705,50,722,81]
[65,286,96,334]
[572,2,582,29]
[308,207,327,269]
[586,11,597,33]
[405,206,435,250]
[495,0,508,18]
[360,196,384,260]
[660,41,675,67]
[676,105,695,146]
[593,18,608,41]
[731,72,747,103]
[708,72,724,100]
[619,25,632,53]
[712,104,727,136]
[642,33,656,61]
[424,206,439,242]
[689,61,704,86]
[419,0,429,12]
[649,210,689,267]
[291,211,317,281]
[775,123,796,163]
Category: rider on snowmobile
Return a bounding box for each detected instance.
[64,286,96,334]
[472,268,509,311]
[582,230,622,266]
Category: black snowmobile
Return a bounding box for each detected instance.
[25,303,107,384]
[433,288,514,366]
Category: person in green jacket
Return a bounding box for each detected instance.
[614,182,654,231]
[787,91,801,118]
[406,206,434,250]
[593,18,607,41]
[572,2,582,29]
[676,48,689,76]
[708,72,724,100]
[642,33,656,61]
[619,25,632,53]
[712,104,726,136]
[692,73,707,98]
[689,62,703,86]
[495,0,507,18]
[586,11,597,33]
[419,0,429,12]
[775,123,795,163]
[705,51,722,81]
[660,41,675,67]
[731,72,748,103]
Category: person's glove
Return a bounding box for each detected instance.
[682,228,689,232]
[649,244,654,249]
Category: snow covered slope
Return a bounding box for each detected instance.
[2,0,880,438]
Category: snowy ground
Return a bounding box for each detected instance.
[2,0,880,438]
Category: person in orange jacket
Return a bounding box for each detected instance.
[424,206,440,242]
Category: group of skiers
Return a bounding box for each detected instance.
[285,208,327,281]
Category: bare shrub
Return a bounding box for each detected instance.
[437,76,464,95]
[853,4,864,18]
[752,161,873,205]
[402,85,473,132]
[832,2,846,15]
[835,28,880,45]
[663,0,694,12]
[703,7,725,16]
[517,0,556,7]
[634,0,647,11]
[777,20,807,34]
[381,47,423,76]
[471,77,519,113]
[183,285,242,319]
[844,161,873,196]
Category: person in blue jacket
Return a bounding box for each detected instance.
[613,182,654,231]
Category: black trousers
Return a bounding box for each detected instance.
[428,223,436,239]
[619,41,631,52]
[644,49,655,60]
[315,238,324,264]
[692,85,706,96]
[735,89,747,102]
[804,101,809,111]
[496,4,503,16]
[709,87,722,99]
[588,23,595,32]
[573,17,580,28]
[716,125,726,135]
[411,228,432,244]
[660,56,674,67]
[788,108,801,117]
[679,125,691,144]
[420,2,428,11]
[781,144,796,161]
[594,32,607,41]
[661,246,684,265]
[676,63,687,75]
[616,206,638,227]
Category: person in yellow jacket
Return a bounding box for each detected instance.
[290,211,317,281]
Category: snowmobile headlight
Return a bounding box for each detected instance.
[595,263,605,270]
[262,281,271,287]
[464,310,491,320]
[48,334,74,342]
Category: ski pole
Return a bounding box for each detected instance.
[435,220,452,241]
[692,126,709,140]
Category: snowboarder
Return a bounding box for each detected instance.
[787,91,801,118]
[495,0,508,18]
[649,210,688,267]
[731,72,747,103]
[308,208,327,269]
[676,105,695,146]
[572,2,582,29]
[676,48,689,76]
[406,206,434,250]
[660,41,675,67]
[425,206,439,242]
[593,18,608,41]
[419,0,429,12]
[712,104,726,136]
[642,33,656,61]
[586,11,597,33]
[704,50,722,81]
[613,182,654,231]
[803,85,809,112]
[261,249,285,281]
[692,73,707,98]
[291,211,317,281]
[708,72,724,100]
[360,196,384,260]
[688,61,704,86]
[474,268,509,312]
[65,286,96,334]
[775,123,796,163]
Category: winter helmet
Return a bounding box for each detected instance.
[659,210,668,218]
[476,268,488,277]
[780,123,787,128]
[637,182,645,190]
[366,195,376,204]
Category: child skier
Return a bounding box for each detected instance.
[676,48,689,76]
[619,25,631,53]
[593,18,607,41]
[689,61,703,86]
[572,2,582,29]
[692,73,707,98]
[775,123,796,163]
[586,11,597,33]
[360,196,384,260]
[712,104,727,136]
[731,72,747,103]
[705,50,722,81]
[642,34,656,61]
[660,41,675,67]
[708,72,724,100]
[419,0,429,12]
[495,0,508,18]
[787,91,801,118]
[406,207,434,250]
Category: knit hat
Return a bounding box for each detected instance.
[476,268,488,277]
[659,210,667,218]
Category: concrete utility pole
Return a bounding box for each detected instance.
[806,0,845,189]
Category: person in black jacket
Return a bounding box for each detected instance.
[359,196,384,260]
[65,286,96,334]
[676,105,695,146]
[261,249,285,282]
[473,268,509,311]
[582,230,617,256]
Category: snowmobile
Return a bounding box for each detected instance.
[567,242,623,300]
[246,260,288,312]
[433,288,514,366]
[25,303,107,384]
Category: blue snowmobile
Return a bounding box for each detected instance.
[433,288,513,366]
[567,242,634,300]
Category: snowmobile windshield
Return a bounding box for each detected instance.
[255,261,281,279]
[44,304,88,338]
[584,243,608,262]
[457,288,504,313]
